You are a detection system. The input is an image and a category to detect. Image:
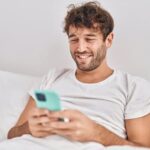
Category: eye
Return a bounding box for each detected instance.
[85,38,95,42]
[69,38,79,43]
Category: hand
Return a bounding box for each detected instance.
[48,109,99,142]
[28,108,56,138]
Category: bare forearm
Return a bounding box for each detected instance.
[7,122,30,139]
[93,124,140,147]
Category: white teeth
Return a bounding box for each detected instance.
[78,55,91,59]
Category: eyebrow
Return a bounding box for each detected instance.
[69,33,97,38]
[68,34,75,38]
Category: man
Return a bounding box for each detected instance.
[2,1,150,149]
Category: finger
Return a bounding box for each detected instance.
[50,121,74,130]
[30,108,50,118]
[52,129,72,137]
[30,123,53,133]
[48,109,82,119]
[32,131,55,138]
[48,110,71,120]
[37,124,54,132]
[29,116,50,126]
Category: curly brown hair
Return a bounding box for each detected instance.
[64,1,114,41]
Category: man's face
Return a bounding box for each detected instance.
[68,26,108,72]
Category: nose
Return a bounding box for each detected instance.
[77,39,86,52]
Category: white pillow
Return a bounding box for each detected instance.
[0,70,41,141]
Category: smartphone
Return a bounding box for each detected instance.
[34,90,61,111]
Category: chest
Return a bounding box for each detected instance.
[49,78,127,119]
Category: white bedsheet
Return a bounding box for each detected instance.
[107,146,150,150]
[0,135,149,150]
[0,135,105,150]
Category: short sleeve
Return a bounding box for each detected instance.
[125,77,150,119]
[28,69,56,99]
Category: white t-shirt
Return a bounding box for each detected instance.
[30,68,150,142]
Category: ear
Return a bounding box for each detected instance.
[105,32,114,48]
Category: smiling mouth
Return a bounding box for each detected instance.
[75,54,92,60]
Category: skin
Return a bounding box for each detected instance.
[7,26,150,148]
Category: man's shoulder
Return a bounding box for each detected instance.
[116,69,150,88]
[39,68,74,89]
[46,68,73,80]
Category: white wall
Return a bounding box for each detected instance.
[0,0,150,80]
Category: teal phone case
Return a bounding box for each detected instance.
[34,90,61,111]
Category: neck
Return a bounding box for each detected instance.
[75,61,113,83]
